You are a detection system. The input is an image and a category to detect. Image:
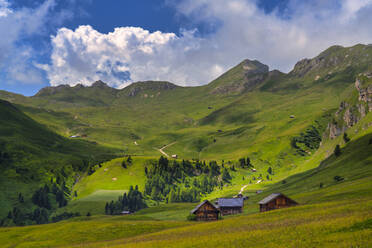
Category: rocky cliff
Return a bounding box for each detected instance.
[327,72,372,139]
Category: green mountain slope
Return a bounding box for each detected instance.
[1,43,372,229]
[0,100,120,218]
[0,44,370,179]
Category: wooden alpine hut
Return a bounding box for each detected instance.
[216,198,244,215]
[258,193,298,212]
[190,200,220,221]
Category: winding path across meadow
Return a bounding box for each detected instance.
[239,185,248,195]
[155,142,177,157]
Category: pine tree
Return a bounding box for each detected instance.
[222,168,232,182]
[127,155,133,164]
[334,145,341,157]
[246,157,251,167]
[105,202,109,214]
[168,188,176,203]
[121,160,127,168]
[18,193,24,203]
[343,133,350,143]
[239,158,246,167]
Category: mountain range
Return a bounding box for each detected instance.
[0,43,372,247]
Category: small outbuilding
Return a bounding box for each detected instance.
[216,198,244,216]
[190,200,220,221]
[120,211,131,215]
[259,193,298,212]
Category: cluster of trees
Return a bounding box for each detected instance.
[1,207,49,226]
[51,212,81,222]
[121,156,133,169]
[1,172,73,227]
[238,157,253,168]
[105,185,146,215]
[144,157,233,203]
[32,182,69,209]
[291,125,322,155]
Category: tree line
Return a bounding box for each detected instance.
[144,157,233,203]
[105,185,147,215]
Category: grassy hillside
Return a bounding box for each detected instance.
[1,126,372,247]
[0,100,121,218]
[56,157,149,215]
[1,45,370,163]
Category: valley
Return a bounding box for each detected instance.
[0,44,372,247]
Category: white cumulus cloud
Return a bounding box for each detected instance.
[43,0,372,87]
[42,25,218,87]
[0,0,74,86]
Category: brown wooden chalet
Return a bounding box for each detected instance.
[216,198,244,215]
[259,193,298,212]
[190,200,220,221]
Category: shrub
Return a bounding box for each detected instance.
[343,133,350,143]
[334,175,344,182]
[187,214,197,221]
[334,145,341,157]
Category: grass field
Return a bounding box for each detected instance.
[2,190,371,248]
[1,119,372,247]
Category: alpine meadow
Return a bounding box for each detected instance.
[1,1,372,247]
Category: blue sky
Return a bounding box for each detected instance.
[0,0,371,96]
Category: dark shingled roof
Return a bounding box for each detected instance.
[258,193,283,204]
[190,200,219,214]
[217,198,244,208]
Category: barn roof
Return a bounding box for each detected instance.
[258,193,282,204]
[190,200,219,214]
[217,198,244,208]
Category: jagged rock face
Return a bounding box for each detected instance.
[358,104,367,118]
[291,57,323,77]
[355,76,372,111]
[327,73,372,139]
[343,107,360,128]
[328,122,344,139]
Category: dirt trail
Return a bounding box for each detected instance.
[239,185,248,195]
[155,142,177,157]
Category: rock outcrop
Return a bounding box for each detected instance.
[326,72,372,139]
[354,73,372,112]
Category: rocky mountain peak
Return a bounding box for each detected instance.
[209,59,269,95]
[91,80,109,88]
[34,84,71,97]
[120,81,179,97]
[241,59,269,76]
